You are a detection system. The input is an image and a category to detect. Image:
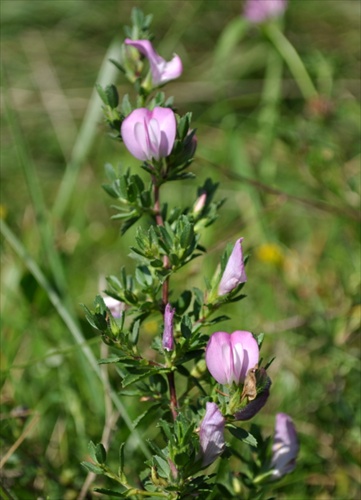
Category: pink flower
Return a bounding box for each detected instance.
[205,331,259,385]
[125,39,182,86]
[199,402,225,467]
[121,107,176,162]
[271,413,299,479]
[218,238,247,296]
[244,0,287,23]
[162,303,176,351]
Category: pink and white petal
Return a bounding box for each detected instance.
[218,238,247,296]
[159,54,183,84]
[124,39,158,62]
[152,107,176,155]
[231,330,259,381]
[147,118,161,159]
[231,341,244,384]
[121,109,149,161]
[199,402,225,467]
[205,331,231,385]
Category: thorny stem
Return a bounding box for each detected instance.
[153,176,178,421]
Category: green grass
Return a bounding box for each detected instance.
[1,1,360,499]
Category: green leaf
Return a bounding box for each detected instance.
[153,455,170,478]
[102,183,120,198]
[81,461,104,475]
[181,315,192,339]
[264,356,276,370]
[227,425,258,447]
[106,84,119,109]
[104,162,117,182]
[96,83,109,105]
[109,57,125,73]
[95,443,107,464]
[93,487,127,497]
[88,441,98,462]
[122,369,158,388]
[180,219,192,248]
[121,94,132,115]
[132,404,160,428]
[98,355,125,364]
[177,290,192,314]
[131,319,141,345]
[118,442,125,476]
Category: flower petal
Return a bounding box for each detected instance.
[121,108,151,161]
[218,238,247,296]
[151,107,177,157]
[205,332,232,385]
[230,331,259,382]
[199,402,225,467]
[121,107,176,161]
[271,413,299,479]
[157,54,183,85]
[125,38,182,86]
[162,303,176,351]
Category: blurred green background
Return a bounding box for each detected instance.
[1,1,360,498]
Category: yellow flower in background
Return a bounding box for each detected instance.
[0,204,7,220]
[255,243,284,265]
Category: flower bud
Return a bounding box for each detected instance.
[205,331,259,385]
[193,192,207,215]
[121,107,176,162]
[162,303,176,351]
[125,39,182,86]
[271,413,299,479]
[218,238,247,296]
[199,402,225,467]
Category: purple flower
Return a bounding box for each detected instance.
[244,0,287,24]
[199,402,225,467]
[162,303,176,351]
[218,238,247,296]
[125,39,182,86]
[103,296,124,318]
[205,331,259,385]
[271,413,299,479]
[121,107,176,162]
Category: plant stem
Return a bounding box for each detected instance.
[264,23,318,101]
[153,178,178,420]
[167,372,178,421]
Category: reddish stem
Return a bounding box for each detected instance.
[167,372,178,421]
